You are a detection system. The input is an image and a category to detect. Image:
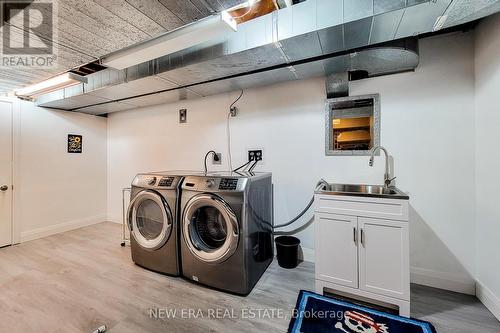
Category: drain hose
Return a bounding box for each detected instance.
[274,179,328,229]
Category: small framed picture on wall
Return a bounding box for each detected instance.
[68,134,82,153]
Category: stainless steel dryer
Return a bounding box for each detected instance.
[179,171,273,295]
[127,173,184,276]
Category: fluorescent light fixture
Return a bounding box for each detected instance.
[101,12,238,70]
[14,72,88,98]
[231,0,259,10]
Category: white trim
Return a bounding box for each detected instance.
[20,215,106,243]
[107,216,123,224]
[300,246,315,263]
[476,280,500,321]
[298,251,476,295]
[0,97,20,245]
[12,98,21,244]
[410,266,476,295]
[290,250,479,296]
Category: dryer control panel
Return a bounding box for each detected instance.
[182,176,247,192]
[132,174,180,189]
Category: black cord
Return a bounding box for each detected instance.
[230,89,244,111]
[204,150,218,174]
[233,160,251,172]
[227,90,244,171]
[248,160,258,172]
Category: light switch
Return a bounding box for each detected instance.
[179,109,187,123]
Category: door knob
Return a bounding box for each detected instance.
[0,185,9,191]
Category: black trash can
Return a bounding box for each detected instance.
[275,236,300,269]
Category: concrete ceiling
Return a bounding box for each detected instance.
[0,0,246,94]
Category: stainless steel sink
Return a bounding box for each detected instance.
[317,183,409,199]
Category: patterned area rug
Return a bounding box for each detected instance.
[288,290,436,333]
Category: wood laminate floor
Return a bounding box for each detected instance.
[0,222,498,332]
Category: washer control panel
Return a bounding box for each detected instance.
[183,176,246,192]
[148,177,157,186]
[158,177,174,187]
[218,178,238,190]
[132,174,180,189]
[205,179,216,188]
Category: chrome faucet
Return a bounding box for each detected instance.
[369,146,396,189]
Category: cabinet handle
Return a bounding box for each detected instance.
[353,227,357,244]
[361,228,365,246]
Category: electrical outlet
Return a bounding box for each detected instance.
[179,109,187,123]
[248,149,263,162]
[213,153,222,165]
[230,106,238,117]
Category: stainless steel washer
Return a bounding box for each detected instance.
[127,173,183,276]
[180,171,274,295]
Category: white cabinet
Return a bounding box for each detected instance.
[358,217,409,300]
[315,213,358,288]
[315,194,410,317]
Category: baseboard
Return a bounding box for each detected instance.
[300,246,315,263]
[20,215,107,243]
[275,250,475,294]
[476,280,500,321]
[410,266,476,295]
[106,215,123,224]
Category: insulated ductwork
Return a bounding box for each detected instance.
[35,0,496,115]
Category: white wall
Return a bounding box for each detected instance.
[474,12,500,319]
[107,32,476,294]
[352,32,476,294]
[16,101,107,242]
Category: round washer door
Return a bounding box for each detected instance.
[127,190,173,251]
[183,193,239,264]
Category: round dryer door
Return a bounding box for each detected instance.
[183,193,239,264]
[128,190,173,251]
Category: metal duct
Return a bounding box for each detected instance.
[326,73,349,98]
[187,39,419,97]
[441,0,500,28]
[35,0,496,115]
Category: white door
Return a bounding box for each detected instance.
[315,213,358,288]
[0,100,13,247]
[358,217,410,300]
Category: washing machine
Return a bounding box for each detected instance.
[127,172,184,276]
[179,171,274,295]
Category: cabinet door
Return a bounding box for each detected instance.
[358,217,410,300]
[315,213,358,288]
